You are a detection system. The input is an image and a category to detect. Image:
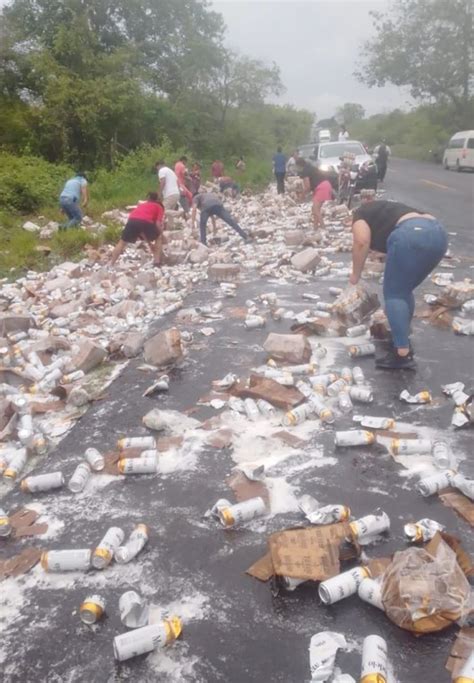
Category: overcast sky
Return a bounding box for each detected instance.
[213,0,411,119]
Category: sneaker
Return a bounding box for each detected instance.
[376,349,417,370]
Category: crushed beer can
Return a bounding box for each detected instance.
[319,566,370,605]
[335,430,375,447]
[92,526,124,569]
[119,590,150,628]
[391,438,432,455]
[404,518,445,543]
[143,375,169,396]
[218,497,266,527]
[453,317,474,335]
[244,398,260,421]
[360,634,388,683]
[348,343,375,357]
[0,507,12,537]
[113,617,182,661]
[417,470,454,496]
[357,577,384,611]
[442,381,465,398]
[21,471,64,493]
[116,524,149,563]
[309,631,348,682]
[301,500,351,526]
[84,448,105,471]
[41,549,91,572]
[80,594,106,624]
[399,389,432,404]
[349,386,373,403]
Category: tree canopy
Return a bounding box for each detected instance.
[335,103,366,126]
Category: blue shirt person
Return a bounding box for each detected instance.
[59,174,89,229]
[272,147,287,194]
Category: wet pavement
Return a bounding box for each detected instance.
[0,161,473,683]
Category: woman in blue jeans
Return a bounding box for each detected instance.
[350,200,448,370]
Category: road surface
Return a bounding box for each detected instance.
[1,159,473,683]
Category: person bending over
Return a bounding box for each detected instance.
[110,192,164,266]
[295,158,333,229]
[191,192,248,246]
[350,200,448,370]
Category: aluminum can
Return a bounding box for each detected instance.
[308,394,335,424]
[283,363,317,375]
[296,380,313,398]
[119,590,149,628]
[309,373,337,394]
[319,566,370,604]
[338,391,353,414]
[358,578,384,611]
[282,402,314,426]
[116,524,149,563]
[327,378,347,397]
[452,473,474,501]
[346,324,368,337]
[335,430,375,447]
[68,462,91,493]
[0,449,15,475]
[352,366,365,385]
[117,436,156,450]
[61,370,85,384]
[3,448,28,480]
[349,342,375,357]
[302,292,320,301]
[399,389,432,404]
[315,302,333,311]
[218,497,266,527]
[92,527,124,568]
[41,549,91,572]
[360,417,394,430]
[85,448,105,471]
[453,318,474,335]
[244,398,260,421]
[417,470,454,496]
[361,634,388,683]
[80,594,106,624]
[244,315,266,329]
[391,438,432,455]
[350,511,390,540]
[228,396,246,413]
[17,414,34,445]
[349,386,374,403]
[0,507,12,537]
[455,651,474,682]
[404,518,444,543]
[8,331,27,343]
[118,456,157,474]
[307,504,351,525]
[340,367,353,384]
[21,471,64,493]
[312,344,328,359]
[32,434,47,455]
[113,618,182,661]
[452,388,470,406]
[256,399,275,417]
[280,576,307,591]
[461,299,474,312]
[431,440,456,470]
[329,287,343,296]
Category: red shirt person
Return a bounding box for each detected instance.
[109,193,164,266]
[211,160,224,178]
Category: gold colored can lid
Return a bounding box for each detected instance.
[20,480,29,492]
[3,468,17,480]
[80,601,104,619]
[117,439,125,449]
[93,547,112,561]
[136,523,148,535]
[391,439,399,454]
[454,677,474,683]
[164,616,182,643]
[219,508,235,527]
[40,552,49,570]
[366,431,375,444]
[420,391,431,402]
[117,459,125,473]
[361,676,387,683]
[341,506,351,521]
[267,359,277,367]
[361,565,371,579]
[349,521,359,538]
[0,517,10,525]
[387,419,395,429]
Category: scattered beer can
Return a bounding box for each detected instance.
[3,448,28,480]
[455,650,474,682]
[0,449,16,475]
[80,594,106,624]
[116,524,149,564]
[305,504,351,525]
[417,470,454,496]
[41,549,91,572]
[352,366,365,385]
[308,394,335,424]
[0,507,12,537]
[283,363,317,375]
[319,566,370,605]
[360,416,394,430]
[335,430,375,447]
[113,617,182,661]
[431,440,456,470]
[404,518,445,543]
[218,497,266,527]
[349,386,373,403]
[61,370,85,384]
[228,396,246,413]
[338,391,353,414]
[360,635,388,683]
[117,436,155,450]
[391,438,432,455]
[244,315,266,329]
[21,471,64,493]
[399,389,432,404]
[327,378,347,397]
[315,302,333,312]
[340,367,353,384]
[84,447,105,471]
[92,527,124,569]
[119,590,150,628]
[329,287,343,296]
[350,510,390,542]
[68,462,91,493]
[451,473,474,501]
[244,398,260,421]
[118,456,158,474]
[282,402,314,426]
[358,578,384,611]
[348,343,375,357]
[346,324,368,337]
[453,317,474,335]
[256,399,275,417]
[279,576,308,592]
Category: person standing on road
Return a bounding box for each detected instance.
[211,159,224,179]
[286,150,298,176]
[59,172,89,229]
[155,160,180,211]
[374,141,391,182]
[350,200,448,370]
[272,146,287,194]
[174,155,193,216]
[109,192,164,267]
[295,157,333,230]
[338,126,349,141]
[191,191,249,246]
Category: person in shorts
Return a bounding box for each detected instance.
[110,192,164,266]
[295,158,333,229]
[155,160,180,210]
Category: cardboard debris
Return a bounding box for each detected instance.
[439,490,474,527]
[0,548,43,579]
[365,556,392,578]
[206,429,233,449]
[227,470,269,505]
[446,627,474,678]
[156,436,184,452]
[72,339,107,373]
[291,319,348,337]
[263,332,312,364]
[332,285,380,325]
[9,508,48,538]
[290,247,321,272]
[246,552,274,582]
[235,375,304,410]
[271,430,308,448]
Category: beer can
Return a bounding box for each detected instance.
[338,391,353,414]
[17,413,34,445]
[315,302,333,311]
[329,287,343,296]
[117,436,155,450]
[452,473,474,501]
[80,594,106,624]
[350,511,390,540]
[41,549,91,572]
[404,518,444,543]
[244,315,266,329]
[318,566,370,605]
[116,524,149,564]
[302,292,320,301]
[0,507,12,537]
[346,324,368,337]
[113,617,182,661]
[279,576,307,591]
[218,497,266,527]
[314,310,331,318]
[340,367,353,384]
[391,438,432,455]
[399,389,432,404]
[119,590,149,628]
[455,650,474,682]
[453,318,474,335]
[32,434,47,455]
[349,386,374,403]
[349,343,375,357]
[256,399,275,417]
[352,366,365,385]
[312,344,328,359]
[417,470,454,496]
[118,456,157,474]
[327,378,347,397]
[360,416,394,430]
[21,471,64,493]
[92,527,124,568]
[228,396,246,413]
[358,578,384,611]
[296,380,313,398]
[307,504,351,525]
[335,430,375,447]
[85,447,105,471]
[68,462,91,493]
[244,398,260,421]
[283,363,317,375]
[452,388,470,406]
[462,299,474,313]
[0,449,15,475]
[282,402,314,426]
[431,440,456,470]
[3,448,28,480]
[308,395,335,424]
[360,634,388,683]
[61,370,85,384]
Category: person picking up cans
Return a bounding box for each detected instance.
[191,191,249,246]
[109,192,164,267]
[350,200,448,369]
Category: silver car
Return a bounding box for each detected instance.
[303,140,378,190]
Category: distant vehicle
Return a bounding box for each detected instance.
[311,140,378,191]
[318,129,331,142]
[443,130,474,171]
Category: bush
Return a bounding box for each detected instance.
[50,229,100,259]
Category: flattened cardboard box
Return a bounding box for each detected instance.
[446,627,474,678]
[439,489,474,528]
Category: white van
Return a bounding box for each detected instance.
[443,130,474,171]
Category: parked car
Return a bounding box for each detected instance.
[311,140,378,191]
[443,130,474,171]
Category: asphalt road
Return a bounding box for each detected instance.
[1,159,473,683]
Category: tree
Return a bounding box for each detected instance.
[335,103,365,125]
[356,0,473,122]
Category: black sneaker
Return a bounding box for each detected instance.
[376,348,417,370]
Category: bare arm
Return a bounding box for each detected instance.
[159,177,165,199]
[81,184,89,207]
[350,219,371,284]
